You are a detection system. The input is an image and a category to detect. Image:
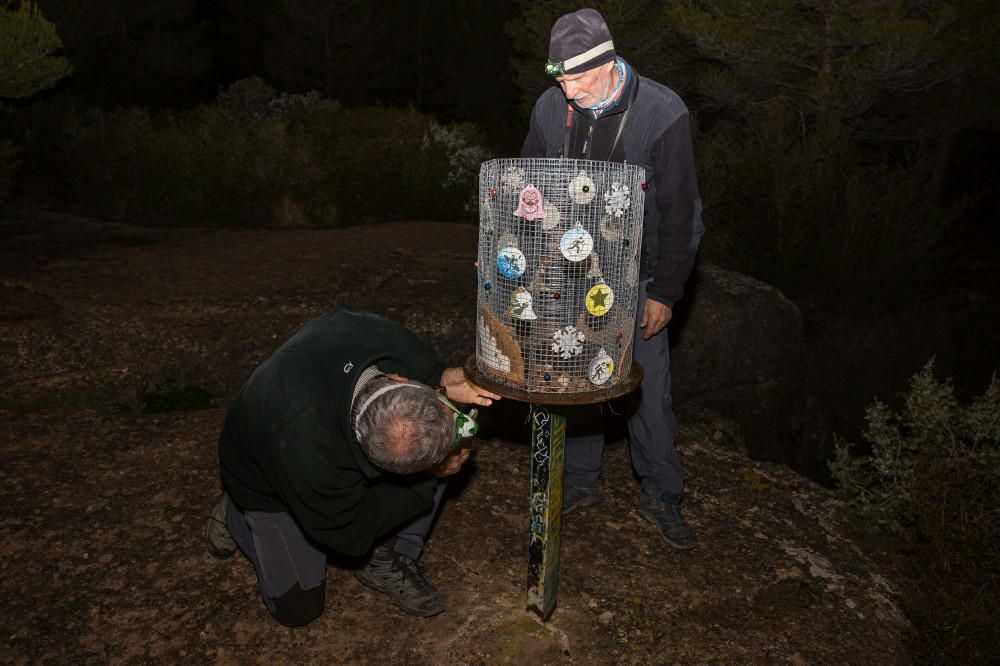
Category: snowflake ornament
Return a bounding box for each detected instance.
[551,325,585,359]
[500,166,525,193]
[604,181,631,218]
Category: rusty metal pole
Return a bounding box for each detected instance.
[526,404,566,620]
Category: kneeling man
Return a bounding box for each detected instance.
[206,307,497,626]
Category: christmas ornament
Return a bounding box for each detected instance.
[551,325,585,359]
[586,252,603,278]
[585,281,614,317]
[541,201,561,231]
[501,166,525,193]
[588,348,616,386]
[604,181,631,218]
[568,170,597,205]
[514,185,545,220]
[479,307,524,382]
[498,232,518,249]
[599,215,622,242]
[508,287,538,320]
[559,224,593,262]
[625,255,638,287]
[496,246,526,279]
[480,199,494,232]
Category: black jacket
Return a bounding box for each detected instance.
[522,65,704,307]
[218,307,447,557]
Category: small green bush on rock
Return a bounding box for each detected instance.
[831,360,999,536]
[831,360,1000,662]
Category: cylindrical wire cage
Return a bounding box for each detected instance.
[475,158,646,397]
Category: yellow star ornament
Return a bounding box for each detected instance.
[585,282,614,316]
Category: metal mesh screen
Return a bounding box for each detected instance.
[475,158,646,396]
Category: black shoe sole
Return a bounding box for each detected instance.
[636,508,698,550]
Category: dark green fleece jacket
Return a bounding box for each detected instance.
[218,307,448,557]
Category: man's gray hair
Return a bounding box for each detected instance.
[352,375,456,474]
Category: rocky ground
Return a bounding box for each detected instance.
[1,210,909,663]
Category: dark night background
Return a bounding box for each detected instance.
[2,0,998,662]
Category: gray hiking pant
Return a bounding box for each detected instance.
[565,279,684,498]
[225,481,447,626]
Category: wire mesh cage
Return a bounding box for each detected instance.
[475,158,646,397]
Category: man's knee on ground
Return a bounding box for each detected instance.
[270,580,326,627]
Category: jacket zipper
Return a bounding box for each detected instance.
[584,124,594,159]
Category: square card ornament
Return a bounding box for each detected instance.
[472,158,646,403]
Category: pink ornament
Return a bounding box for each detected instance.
[514,185,545,221]
[641,182,649,191]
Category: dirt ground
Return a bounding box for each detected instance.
[1,211,908,663]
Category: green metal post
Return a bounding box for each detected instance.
[526,404,566,620]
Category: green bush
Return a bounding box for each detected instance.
[831,360,1000,661]
[53,80,490,227]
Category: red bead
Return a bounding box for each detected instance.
[490,187,498,197]
[616,331,623,339]
[641,183,649,191]
[553,293,561,300]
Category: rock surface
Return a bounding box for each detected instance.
[0,211,905,663]
[672,264,806,466]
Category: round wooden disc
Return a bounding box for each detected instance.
[463,355,643,406]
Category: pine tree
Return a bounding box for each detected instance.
[0,1,71,99]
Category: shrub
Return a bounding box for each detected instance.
[830,360,1000,661]
[52,80,490,227]
[60,102,330,226]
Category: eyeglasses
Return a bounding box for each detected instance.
[436,393,479,445]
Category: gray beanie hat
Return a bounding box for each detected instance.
[546,8,616,77]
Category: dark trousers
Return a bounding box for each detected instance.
[226,482,447,626]
[564,279,684,498]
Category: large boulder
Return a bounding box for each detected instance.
[672,263,806,466]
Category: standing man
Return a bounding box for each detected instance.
[522,8,704,549]
[206,307,499,626]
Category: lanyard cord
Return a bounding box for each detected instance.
[561,104,631,162]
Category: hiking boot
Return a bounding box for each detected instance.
[636,489,698,550]
[354,545,444,617]
[562,483,604,515]
[206,494,237,559]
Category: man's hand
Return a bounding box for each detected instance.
[639,299,673,340]
[439,367,500,406]
[427,447,471,478]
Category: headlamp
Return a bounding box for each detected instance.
[436,394,479,445]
